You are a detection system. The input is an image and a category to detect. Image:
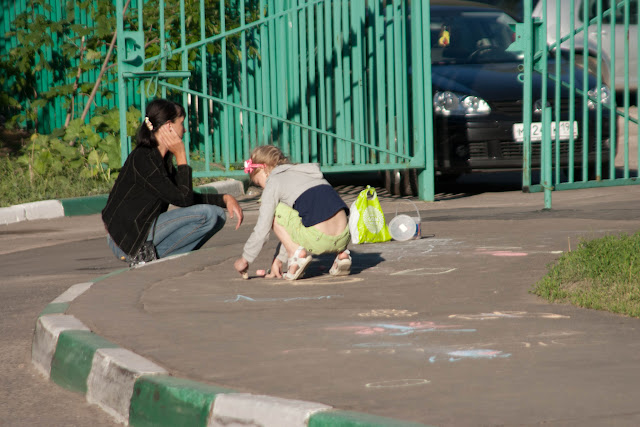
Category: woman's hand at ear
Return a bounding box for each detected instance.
[156,122,187,165]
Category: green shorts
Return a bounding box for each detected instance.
[274,203,350,255]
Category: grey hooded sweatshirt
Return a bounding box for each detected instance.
[242,163,331,264]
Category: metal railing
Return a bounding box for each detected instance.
[517,0,639,208]
[116,0,435,200]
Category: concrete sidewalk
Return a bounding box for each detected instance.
[24,180,640,426]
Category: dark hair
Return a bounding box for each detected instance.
[135,99,186,148]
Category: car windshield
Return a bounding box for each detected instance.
[431,9,523,65]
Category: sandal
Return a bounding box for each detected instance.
[329,250,351,276]
[284,246,312,281]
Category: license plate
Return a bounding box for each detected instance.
[513,121,578,142]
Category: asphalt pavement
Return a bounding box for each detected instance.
[8,176,640,426]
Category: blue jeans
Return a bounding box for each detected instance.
[107,204,226,261]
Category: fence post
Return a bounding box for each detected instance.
[116,0,129,165]
[411,1,434,202]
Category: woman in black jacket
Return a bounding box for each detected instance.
[102,98,243,265]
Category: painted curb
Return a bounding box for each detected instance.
[32,314,90,378]
[87,347,167,424]
[210,393,331,426]
[1,179,245,226]
[32,279,433,427]
[0,200,64,225]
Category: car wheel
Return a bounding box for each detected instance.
[382,169,419,196]
[407,169,419,197]
[382,170,401,196]
[436,172,462,182]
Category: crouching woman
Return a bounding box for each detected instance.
[102,98,243,265]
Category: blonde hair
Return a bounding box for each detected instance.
[249,145,289,179]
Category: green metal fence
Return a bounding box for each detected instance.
[516,0,640,208]
[5,0,640,207]
[0,0,148,133]
[0,1,121,132]
[115,0,436,200]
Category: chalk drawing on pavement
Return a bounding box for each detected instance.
[521,330,584,347]
[267,277,364,286]
[340,344,424,355]
[353,342,415,348]
[391,267,456,276]
[481,250,528,256]
[429,349,511,363]
[475,247,564,257]
[326,321,476,336]
[358,309,419,318]
[340,343,511,363]
[354,238,463,259]
[224,294,342,303]
[281,348,328,354]
[449,311,570,320]
[365,379,430,388]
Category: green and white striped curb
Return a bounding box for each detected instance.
[1,179,245,225]
[32,280,432,427]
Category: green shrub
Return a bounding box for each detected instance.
[0,106,140,207]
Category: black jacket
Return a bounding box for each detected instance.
[102,145,226,256]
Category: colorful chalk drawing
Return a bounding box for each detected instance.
[326,321,476,336]
[281,348,328,354]
[481,250,528,257]
[475,247,564,257]
[336,342,510,363]
[353,342,414,348]
[429,349,511,363]
[448,311,570,320]
[224,294,341,303]
[391,267,456,276]
[365,379,430,388]
[353,238,463,259]
[358,309,419,318]
[322,308,572,367]
[265,277,363,286]
[521,330,583,347]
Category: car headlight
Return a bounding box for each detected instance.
[587,85,611,110]
[533,99,551,114]
[433,91,491,116]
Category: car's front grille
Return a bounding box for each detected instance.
[468,143,489,158]
[500,141,582,160]
[468,139,600,162]
[491,100,573,117]
[491,101,524,116]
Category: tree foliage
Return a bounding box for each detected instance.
[0,0,262,196]
[1,0,118,129]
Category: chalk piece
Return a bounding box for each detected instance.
[256,269,266,277]
[242,272,249,280]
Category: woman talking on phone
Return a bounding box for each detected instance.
[102,98,243,265]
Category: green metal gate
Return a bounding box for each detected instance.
[516,0,639,208]
[116,0,436,200]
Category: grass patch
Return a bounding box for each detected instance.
[532,232,640,317]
